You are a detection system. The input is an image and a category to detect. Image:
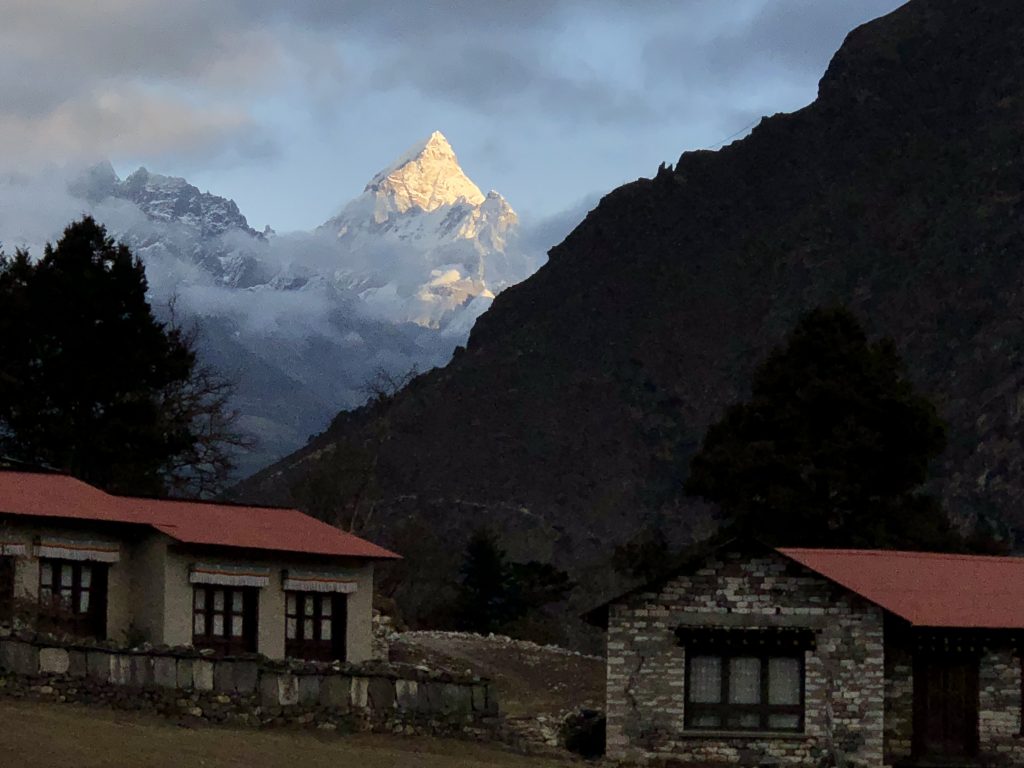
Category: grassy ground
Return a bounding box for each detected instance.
[0,700,573,768]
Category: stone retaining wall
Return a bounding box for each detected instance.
[0,635,499,738]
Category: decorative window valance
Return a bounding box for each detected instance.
[35,537,120,563]
[676,626,817,652]
[283,570,358,594]
[0,541,27,557]
[189,563,270,588]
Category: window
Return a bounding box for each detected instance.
[285,592,347,662]
[0,557,14,621]
[686,652,804,732]
[38,559,108,638]
[192,586,258,655]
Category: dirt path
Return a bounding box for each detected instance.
[0,700,573,768]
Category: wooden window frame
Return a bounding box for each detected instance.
[191,585,258,656]
[285,591,347,662]
[37,558,108,638]
[684,650,806,733]
[0,556,14,621]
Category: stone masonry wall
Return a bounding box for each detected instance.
[605,549,885,767]
[0,634,499,738]
[977,647,1024,767]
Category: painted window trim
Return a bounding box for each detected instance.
[189,563,270,588]
[282,569,358,594]
[34,538,119,563]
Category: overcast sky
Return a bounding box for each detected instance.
[1,0,905,233]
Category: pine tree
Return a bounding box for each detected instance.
[0,217,248,496]
[685,307,956,549]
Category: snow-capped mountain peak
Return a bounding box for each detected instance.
[361,130,485,222]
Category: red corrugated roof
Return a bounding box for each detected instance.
[779,547,1024,629]
[0,471,399,560]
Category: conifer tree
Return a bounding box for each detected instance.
[0,216,248,496]
[686,307,956,549]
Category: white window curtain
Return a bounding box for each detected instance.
[688,656,722,703]
[728,657,762,704]
[768,657,801,705]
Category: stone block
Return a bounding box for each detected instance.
[86,650,111,680]
[38,647,70,675]
[368,677,395,710]
[259,673,280,708]
[441,683,471,714]
[278,674,299,706]
[233,661,258,694]
[319,676,350,710]
[395,679,418,710]
[1,640,39,675]
[130,655,154,687]
[176,658,194,689]
[153,657,177,688]
[471,684,487,712]
[351,677,369,709]
[67,650,87,678]
[418,681,442,712]
[193,660,214,692]
[110,654,131,685]
[214,660,234,693]
[298,675,320,706]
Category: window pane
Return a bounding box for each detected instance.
[768,713,801,730]
[727,712,761,730]
[78,591,90,614]
[690,712,721,728]
[213,614,224,636]
[40,563,52,587]
[303,619,314,639]
[194,613,206,635]
[304,595,315,615]
[232,591,243,612]
[729,657,761,704]
[286,593,296,614]
[60,565,73,587]
[286,617,297,639]
[321,619,332,641]
[688,656,722,703]
[321,598,332,618]
[769,657,801,705]
[213,590,224,611]
[194,589,205,609]
[231,615,243,637]
[40,586,52,603]
[80,566,92,588]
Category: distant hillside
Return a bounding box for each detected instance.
[237,0,1024,635]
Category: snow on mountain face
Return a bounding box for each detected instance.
[55,131,542,476]
[320,131,530,328]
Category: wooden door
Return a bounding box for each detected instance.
[913,654,979,760]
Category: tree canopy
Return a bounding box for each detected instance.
[0,216,248,497]
[685,307,957,549]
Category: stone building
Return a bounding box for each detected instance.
[589,541,1024,767]
[0,470,398,662]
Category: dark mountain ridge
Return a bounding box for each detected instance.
[237,0,1024,630]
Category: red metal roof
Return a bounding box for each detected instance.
[0,471,399,560]
[778,547,1024,629]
